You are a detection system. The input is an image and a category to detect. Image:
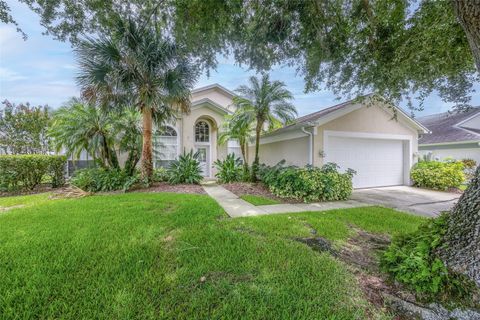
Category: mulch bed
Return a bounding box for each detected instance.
[132,182,206,195]
[222,182,301,203]
[0,184,54,198]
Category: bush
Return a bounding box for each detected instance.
[71,168,138,192]
[381,215,475,302]
[411,161,464,190]
[152,167,169,182]
[214,154,243,183]
[258,161,355,202]
[167,151,203,184]
[0,155,66,191]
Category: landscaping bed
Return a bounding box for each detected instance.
[133,182,206,194]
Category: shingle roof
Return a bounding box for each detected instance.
[417,107,480,145]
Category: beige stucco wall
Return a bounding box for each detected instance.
[191,88,235,112]
[313,104,419,167]
[248,136,310,167]
[180,104,229,176]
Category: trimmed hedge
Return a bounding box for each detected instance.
[410,161,464,190]
[259,161,355,202]
[0,155,66,191]
[70,168,139,192]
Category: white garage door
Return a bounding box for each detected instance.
[326,136,404,188]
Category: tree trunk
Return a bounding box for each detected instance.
[240,139,249,178]
[452,0,480,72]
[141,107,154,183]
[439,165,480,287]
[251,121,262,181]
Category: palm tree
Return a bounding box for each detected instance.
[218,113,254,174]
[113,108,142,176]
[233,74,297,180]
[76,18,197,182]
[49,99,119,169]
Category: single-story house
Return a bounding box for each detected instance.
[417,108,480,164]
[67,84,431,189]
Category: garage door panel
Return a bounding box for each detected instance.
[326,136,404,188]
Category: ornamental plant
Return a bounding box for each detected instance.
[410,161,464,190]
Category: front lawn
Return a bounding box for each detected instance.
[0,192,425,319]
[240,194,280,205]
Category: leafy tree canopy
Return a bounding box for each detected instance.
[0,100,51,154]
[2,0,479,111]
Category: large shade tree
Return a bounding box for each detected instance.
[75,19,197,182]
[233,75,297,180]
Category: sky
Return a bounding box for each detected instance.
[1,0,479,117]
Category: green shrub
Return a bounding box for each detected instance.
[214,154,243,183]
[411,161,464,190]
[381,215,475,302]
[0,155,66,191]
[152,167,169,182]
[167,151,203,184]
[71,168,139,192]
[258,161,355,202]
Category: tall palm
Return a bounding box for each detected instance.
[49,99,119,169]
[218,113,254,173]
[76,18,197,182]
[234,74,297,180]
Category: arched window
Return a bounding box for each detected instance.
[195,121,210,143]
[153,125,178,168]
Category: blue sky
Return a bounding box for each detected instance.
[1,0,479,117]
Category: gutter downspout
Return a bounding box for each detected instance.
[301,126,314,166]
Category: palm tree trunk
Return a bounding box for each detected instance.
[439,165,480,288]
[251,121,262,181]
[240,140,249,177]
[141,107,154,183]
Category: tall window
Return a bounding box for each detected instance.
[153,125,178,168]
[195,121,210,143]
[227,139,243,162]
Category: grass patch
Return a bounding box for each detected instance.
[0,192,426,319]
[0,192,52,209]
[240,194,280,206]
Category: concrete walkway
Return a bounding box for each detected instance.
[202,184,367,218]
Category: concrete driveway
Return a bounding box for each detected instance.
[351,186,461,217]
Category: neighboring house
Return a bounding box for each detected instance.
[251,97,429,188]
[417,108,480,163]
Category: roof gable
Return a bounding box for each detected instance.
[263,95,429,138]
[191,98,232,115]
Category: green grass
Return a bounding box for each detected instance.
[0,192,426,319]
[240,194,280,205]
[0,192,52,209]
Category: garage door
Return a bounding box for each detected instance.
[326,136,404,188]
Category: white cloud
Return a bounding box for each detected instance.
[0,67,27,81]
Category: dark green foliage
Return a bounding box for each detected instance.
[0,155,66,191]
[70,168,139,192]
[214,154,243,183]
[0,100,51,155]
[381,215,477,303]
[167,151,203,185]
[152,167,169,183]
[411,161,465,190]
[259,161,355,202]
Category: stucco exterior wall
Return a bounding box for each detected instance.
[419,147,480,163]
[248,136,310,167]
[191,88,235,112]
[313,104,419,167]
[180,104,229,176]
